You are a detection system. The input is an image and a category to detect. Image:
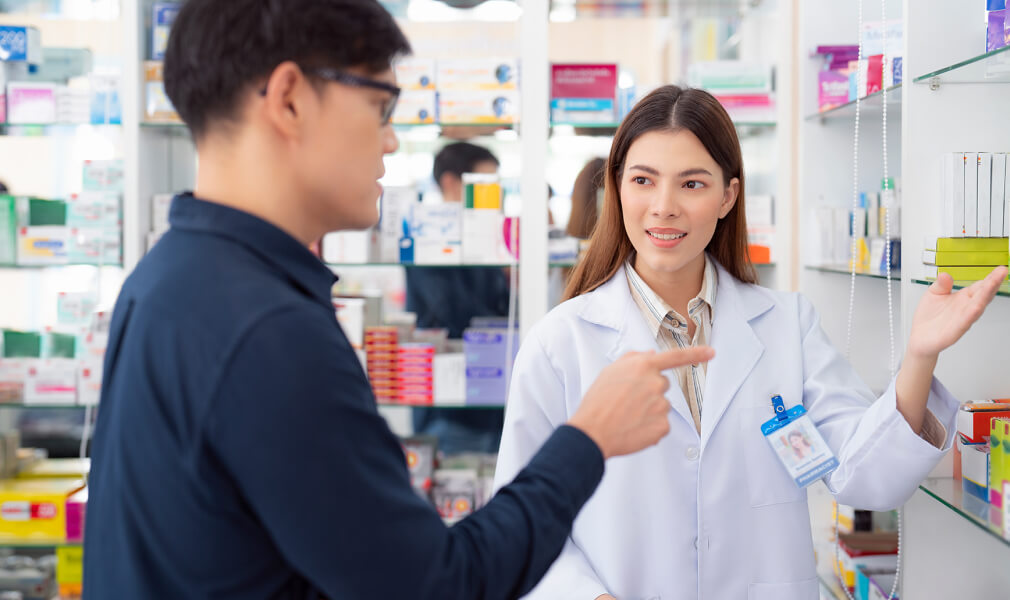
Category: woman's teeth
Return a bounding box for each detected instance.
[648,231,686,241]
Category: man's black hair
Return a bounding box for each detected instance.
[432,142,499,188]
[163,0,411,140]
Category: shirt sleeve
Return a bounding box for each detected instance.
[204,305,604,600]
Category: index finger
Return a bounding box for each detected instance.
[645,346,715,371]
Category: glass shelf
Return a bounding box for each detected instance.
[806,85,902,121]
[140,121,186,129]
[0,123,121,136]
[919,477,1010,548]
[0,537,81,548]
[0,404,87,410]
[377,402,505,410]
[0,263,123,269]
[328,262,576,269]
[912,278,1010,297]
[914,45,1010,85]
[805,264,901,280]
[818,570,848,600]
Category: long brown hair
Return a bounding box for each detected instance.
[566,157,607,239]
[563,86,757,301]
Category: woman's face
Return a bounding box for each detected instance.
[619,129,739,280]
[789,434,805,450]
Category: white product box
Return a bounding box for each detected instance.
[954,152,966,238]
[395,57,436,90]
[67,192,120,229]
[379,187,417,263]
[17,226,68,266]
[55,86,90,124]
[979,153,993,238]
[67,227,121,265]
[462,209,514,264]
[438,90,518,125]
[965,152,979,238]
[392,90,436,124]
[322,230,373,264]
[151,193,174,232]
[7,82,57,124]
[437,59,518,91]
[24,358,77,405]
[82,160,125,192]
[57,293,96,326]
[993,153,1007,237]
[334,297,365,350]
[746,194,774,228]
[412,204,462,265]
[434,353,466,406]
[77,359,102,406]
[942,154,955,238]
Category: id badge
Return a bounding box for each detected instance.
[761,395,839,488]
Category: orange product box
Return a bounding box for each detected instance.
[958,402,1010,444]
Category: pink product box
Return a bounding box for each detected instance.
[65,487,87,542]
[818,71,850,112]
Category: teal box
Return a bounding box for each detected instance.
[0,196,15,264]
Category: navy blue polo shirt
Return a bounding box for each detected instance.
[82,194,605,600]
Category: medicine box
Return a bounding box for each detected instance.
[437,59,517,91]
[961,438,990,501]
[835,532,898,590]
[0,478,85,542]
[392,90,436,124]
[0,195,15,264]
[957,402,1010,443]
[438,90,518,125]
[67,192,120,229]
[18,226,68,266]
[550,64,618,124]
[0,25,42,64]
[395,58,436,90]
[151,3,182,61]
[24,358,77,405]
[7,82,57,124]
[82,160,125,193]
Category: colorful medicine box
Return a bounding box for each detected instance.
[0,478,85,542]
[436,59,517,91]
[0,25,42,64]
[835,533,898,590]
[550,64,618,124]
[957,402,1010,443]
[151,3,182,61]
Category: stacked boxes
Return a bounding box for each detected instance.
[941,152,1009,239]
[398,343,435,405]
[923,237,1008,283]
[365,326,398,404]
[464,326,517,405]
[392,57,518,125]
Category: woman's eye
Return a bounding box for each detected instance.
[632,176,650,185]
[685,180,706,190]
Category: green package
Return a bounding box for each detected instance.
[0,196,15,265]
[991,418,1004,506]
[2,330,42,358]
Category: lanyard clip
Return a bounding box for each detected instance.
[771,395,788,422]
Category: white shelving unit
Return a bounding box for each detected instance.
[799,0,1010,595]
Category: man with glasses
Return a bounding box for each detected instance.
[82,1,711,599]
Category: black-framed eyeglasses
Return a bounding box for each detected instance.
[260,67,401,125]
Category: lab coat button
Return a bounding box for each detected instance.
[685,446,700,461]
[693,538,699,549]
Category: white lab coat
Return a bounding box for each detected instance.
[494,262,958,600]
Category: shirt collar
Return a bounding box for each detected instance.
[625,254,718,335]
[169,193,337,309]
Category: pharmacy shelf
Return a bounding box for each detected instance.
[817,570,848,600]
[328,262,576,269]
[918,478,1010,548]
[914,45,1010,85]
[0,404,87,410]
[805,85,902,122]
[0,263,123,269]
[0,123,121,135]
[911,278,1010,297]
[0,538,81,549]
[804,264,901,281]
[376,402,505,410]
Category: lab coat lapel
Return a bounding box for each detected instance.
[579,264,696,432]
[700,264,771,447]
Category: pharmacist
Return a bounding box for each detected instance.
[495,85,1007,600]
[81,1,714,599]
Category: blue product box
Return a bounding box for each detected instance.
[463,327,518,405]
[0,26,41,64]
[151,3,182,61]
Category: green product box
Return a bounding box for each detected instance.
[43,332,76,359]
[0,196,14,264]
[24,198,67,226]
[2,330,42,358]
[991,418,1005,507]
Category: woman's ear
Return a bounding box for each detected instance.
[719,177,740,219]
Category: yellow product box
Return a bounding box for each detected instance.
[57,545,83,599]
[438,90,518,125]
[0,478,84,542]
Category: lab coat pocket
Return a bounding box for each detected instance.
[747,577,819,600]
[739,405,805,507]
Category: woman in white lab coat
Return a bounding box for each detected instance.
[493,86,1006,600]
